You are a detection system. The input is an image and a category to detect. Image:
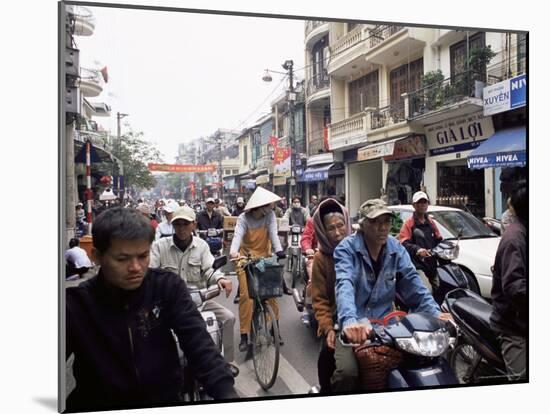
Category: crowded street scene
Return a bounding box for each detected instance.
[61,3,527,412]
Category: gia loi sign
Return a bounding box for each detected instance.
[483,74,526,116]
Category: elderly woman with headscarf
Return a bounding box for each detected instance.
[310,197,352,394]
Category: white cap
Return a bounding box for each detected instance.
[236,197,244,204]
[244,187,281,211]
[412,191,429,203]
[171,206,196,223]
[163,200,179,213]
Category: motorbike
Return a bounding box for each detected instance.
[197,228,224,256]
[399,228,477,307]
[443,288,509,384]
[179,255,236,402]
[340,311,458,389]
[75,218,87,239]
[287,225,307,287]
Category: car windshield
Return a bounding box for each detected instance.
[391,209,497,239]
[429,211,497,239]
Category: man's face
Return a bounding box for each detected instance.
[173,219,195,240]
[93,238,151,290]
[206,202,215,212]
[311,196,318,205]
[362,214,392,248]
[413,199,429,215]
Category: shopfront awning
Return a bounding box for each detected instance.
[467,126,526,169]
[357,134,426,162]
[300,163,334,182]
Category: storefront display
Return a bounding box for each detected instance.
[385,159,425,205]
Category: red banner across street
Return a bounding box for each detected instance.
[148,163,217,173]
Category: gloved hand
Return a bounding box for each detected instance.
[276,251,286,260]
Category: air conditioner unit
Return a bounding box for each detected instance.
[65,47,80,77]
[65,86,80,115]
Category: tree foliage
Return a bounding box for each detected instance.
[114,130,163,191]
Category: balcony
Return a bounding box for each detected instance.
[306,69,330,103]
[368,25,405,48]
[328,112,369,151]
[79,67,104,97]
[67,5,96,36]
[75,129,113,154]
[407,70,485,126]
[305,20,329,47]
[369,104,406,130]
[307,134,327,157]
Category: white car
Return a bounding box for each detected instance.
[388,205,500,299]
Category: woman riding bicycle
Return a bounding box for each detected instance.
[310,197,352,393]
[229,187,286,352]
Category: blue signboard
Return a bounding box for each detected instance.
[510,74,526,109]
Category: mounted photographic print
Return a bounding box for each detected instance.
[59,1,528,412]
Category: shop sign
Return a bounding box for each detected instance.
[256,174,270,185]
[426,112,494,156]
[224,177,236,190]
[273,176,287,186]
[357,141,395,161]
[483,74,526,116]
[274,147,292,178]
[384,135,426,161]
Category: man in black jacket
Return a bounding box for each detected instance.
[196,198,224,235]
[490,180,527,381]
[66,207,237,412]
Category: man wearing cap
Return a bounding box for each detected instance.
[229,187,286,352]
[155,200,179,240]
[332,199,446,392]
[398,191,443,292]
[197,198,224,238]
[137,203,158,231]
[215,199,231,217]
[150,206,238,376]
[231,197,246,217]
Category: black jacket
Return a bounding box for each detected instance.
[490,221,527,336]
[196,210,224,233]
[66,267,236,412]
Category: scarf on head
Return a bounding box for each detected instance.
[313,198,352,255]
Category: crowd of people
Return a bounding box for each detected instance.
[65,181,527,409]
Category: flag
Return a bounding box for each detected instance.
[100,66,109,83]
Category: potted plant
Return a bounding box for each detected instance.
[421,70,445,111]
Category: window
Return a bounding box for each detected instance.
[450,32,485,78]
[390,58,423,114]
[243,145,248,165]
[349,70,379,115]
[311,35,328,85]
[517,33,527,74]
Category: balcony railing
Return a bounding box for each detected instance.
[306,69,330,96]
[408,70,485,119]
[330,26,366,57]
[307,134,326,156]
[369,104,406,130]
[368,25,405,48]
[305,20,327,36]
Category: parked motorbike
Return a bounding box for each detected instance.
[198,228,223,256]
[443,288,508,384]
[178,255,237,402]
[339,311,458,389]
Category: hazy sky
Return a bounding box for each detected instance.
[74,5,306,162]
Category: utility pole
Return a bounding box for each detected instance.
[218,131,224,201]
[116,111,128,201]
[283,59,295,200]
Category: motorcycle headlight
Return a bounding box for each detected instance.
[434,244,459,261]
[394,329,450,357]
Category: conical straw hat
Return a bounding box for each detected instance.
[244,186,282,211]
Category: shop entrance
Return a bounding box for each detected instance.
[385,158,425,205]
[437,159,485,218]
[348,159,383,219]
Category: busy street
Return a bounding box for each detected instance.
[60,3,527,413]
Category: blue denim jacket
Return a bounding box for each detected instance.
[334,232,440,329]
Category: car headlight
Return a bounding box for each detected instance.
[395,329,450,357]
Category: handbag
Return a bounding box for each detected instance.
[353,311,406,390]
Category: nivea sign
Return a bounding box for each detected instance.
[483,74,526,116]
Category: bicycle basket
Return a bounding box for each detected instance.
[354,343,403,390]
[245,261,284,300]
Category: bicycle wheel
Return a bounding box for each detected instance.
[450,342,479,384]
[251,302,280,390]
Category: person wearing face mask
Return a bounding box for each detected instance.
[283,195,310,227]
[229,187,286,352]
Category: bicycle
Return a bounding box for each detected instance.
[232,254,284,390]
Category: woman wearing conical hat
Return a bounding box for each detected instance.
[229,187,286,353]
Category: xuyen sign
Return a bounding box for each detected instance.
[483,74,526,116]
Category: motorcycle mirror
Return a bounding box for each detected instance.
[212,255,227,270]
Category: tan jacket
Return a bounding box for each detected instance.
[311,251,337,337]
[150,236,220,289]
